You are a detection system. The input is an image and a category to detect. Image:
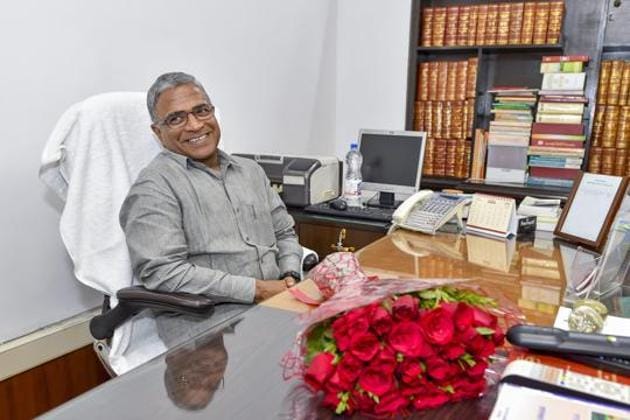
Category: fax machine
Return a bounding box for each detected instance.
[233,153,341,207]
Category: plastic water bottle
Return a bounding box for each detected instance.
[343,143,363,207]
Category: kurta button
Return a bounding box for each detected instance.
[245,236,250,241]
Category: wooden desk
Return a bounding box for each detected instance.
[265,229,566,327]
[43,231,572,419]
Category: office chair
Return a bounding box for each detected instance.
[40,92,318,376]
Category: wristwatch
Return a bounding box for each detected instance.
[280,271,301,282]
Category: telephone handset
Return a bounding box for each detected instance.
[391,190,470,235]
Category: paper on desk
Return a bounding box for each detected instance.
[553,306,630,337]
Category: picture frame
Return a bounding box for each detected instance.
[554,172,629,253]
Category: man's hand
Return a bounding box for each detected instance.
[254,279,289,303]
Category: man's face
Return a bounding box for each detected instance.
[151,83,221,167]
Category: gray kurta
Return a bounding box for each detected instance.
[120,148,302,346]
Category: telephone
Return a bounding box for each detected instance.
[391,190,470,235]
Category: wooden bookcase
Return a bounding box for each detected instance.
[407,0,627,201]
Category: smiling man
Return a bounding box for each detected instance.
[119,72,302,346]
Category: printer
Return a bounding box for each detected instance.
[233,153,341,207]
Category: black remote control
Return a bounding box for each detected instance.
[506,325,630,359]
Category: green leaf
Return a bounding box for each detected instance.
[304,322,334,364]
[460,353,476,367]
[440,385,455,394]
[335,392,350,414]
[476,327,495,336]
[396,353,404,363]
[420,290,438,300]
[419,361,426,372]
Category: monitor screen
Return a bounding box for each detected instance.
[359,129,425,195]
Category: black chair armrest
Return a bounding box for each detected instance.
[89,286,215,340]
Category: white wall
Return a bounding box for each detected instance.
[335,0,412,158]
[0,0,334,342]
[0,0,411,343]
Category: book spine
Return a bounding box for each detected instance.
[456,60,468,101]
[542,55,589,63]
[429,61,439,101]
[445,6,460,46]
[476,4,489,45]
[485,4,499,45]
[437,61,448,101]
[588,146,602,173]
[619,61,630,106]
[508,3,525,45]
[497,3,511,45]
[546,1,564,44]
[537,102,584,114]
[467,5,479,46]
[521,2,536,44]
[607,60,624,105]
[532,2,550,45]
[532,122,584,135]
[602,105,619,148]
[446,61,458,101]
[617,105,630,149]
[529,166,580,179]
[541,73,586,91]
[417,62,430,101]
[413,101,424,131]
[535,114,582,124]
[466,57,478,99]
[530,139,584,148]
[432,7,447,47]
[421,7,434,46]
[597,61,611,106]
[433,101,444,139]
[457,5,470,46]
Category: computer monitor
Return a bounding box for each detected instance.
[358,129,426,208]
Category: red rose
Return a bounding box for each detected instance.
[324,370,345,393]
[348,332,380,362]
[413,393,450,410]
[439,301,458,316]
[468,335,496,358]
[370,306,393,337]
[421,308,455,346]
[351,389,375,413]
[392,295,420,321]
[321,390,341,410]
[398,359,424,385]
[493,329,505,346]
[472,307,497,328]
[443,344,465,360]
[425,358,452,381]
[358,367,393,396]
[388,321,434,357]
[452,378,486,401]
[466,359,488,379]
[454,303,474,331]
[332,309,370,351]
[336,353,363,385]
[304,352,335,391]
[376,344,396,362]
[459,326,478,342]
[374,392,409,415]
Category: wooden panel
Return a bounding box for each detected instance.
[0,345,110,420]
[296,222,384,258]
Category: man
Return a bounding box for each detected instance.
[120,72,302,346]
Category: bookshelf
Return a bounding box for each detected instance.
[407,0,624,201]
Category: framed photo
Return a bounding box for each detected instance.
[554,173,629,253]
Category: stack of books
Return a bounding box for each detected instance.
[413,58,477,178]
[420,1,564,47]
[485,87,537,183]
[517,196,561,232]
[528,55,589,188]
[588,59,630,176]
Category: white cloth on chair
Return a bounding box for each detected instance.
[39,92,165,374]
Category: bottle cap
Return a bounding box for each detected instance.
[350,143,358,150]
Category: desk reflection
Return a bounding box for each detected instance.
[164,322,237,410]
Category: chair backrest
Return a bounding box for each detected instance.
[40,92,164,374]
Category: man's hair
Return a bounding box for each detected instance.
[146,72,211,123]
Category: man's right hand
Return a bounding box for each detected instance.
[254,280,289,303]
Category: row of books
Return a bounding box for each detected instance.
[420,1,564,48]
[588,147,630,176]
[416,58,478,102]
[412,100,475,140]
[528,55,589,188]
[422,138,472,179]
[596,59,630,106]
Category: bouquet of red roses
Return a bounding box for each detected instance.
[283,252,519,417]
[302,287,504,416]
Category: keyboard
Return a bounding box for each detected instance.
[304,202,394,222]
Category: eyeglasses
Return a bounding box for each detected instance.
[156,104,215,129]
